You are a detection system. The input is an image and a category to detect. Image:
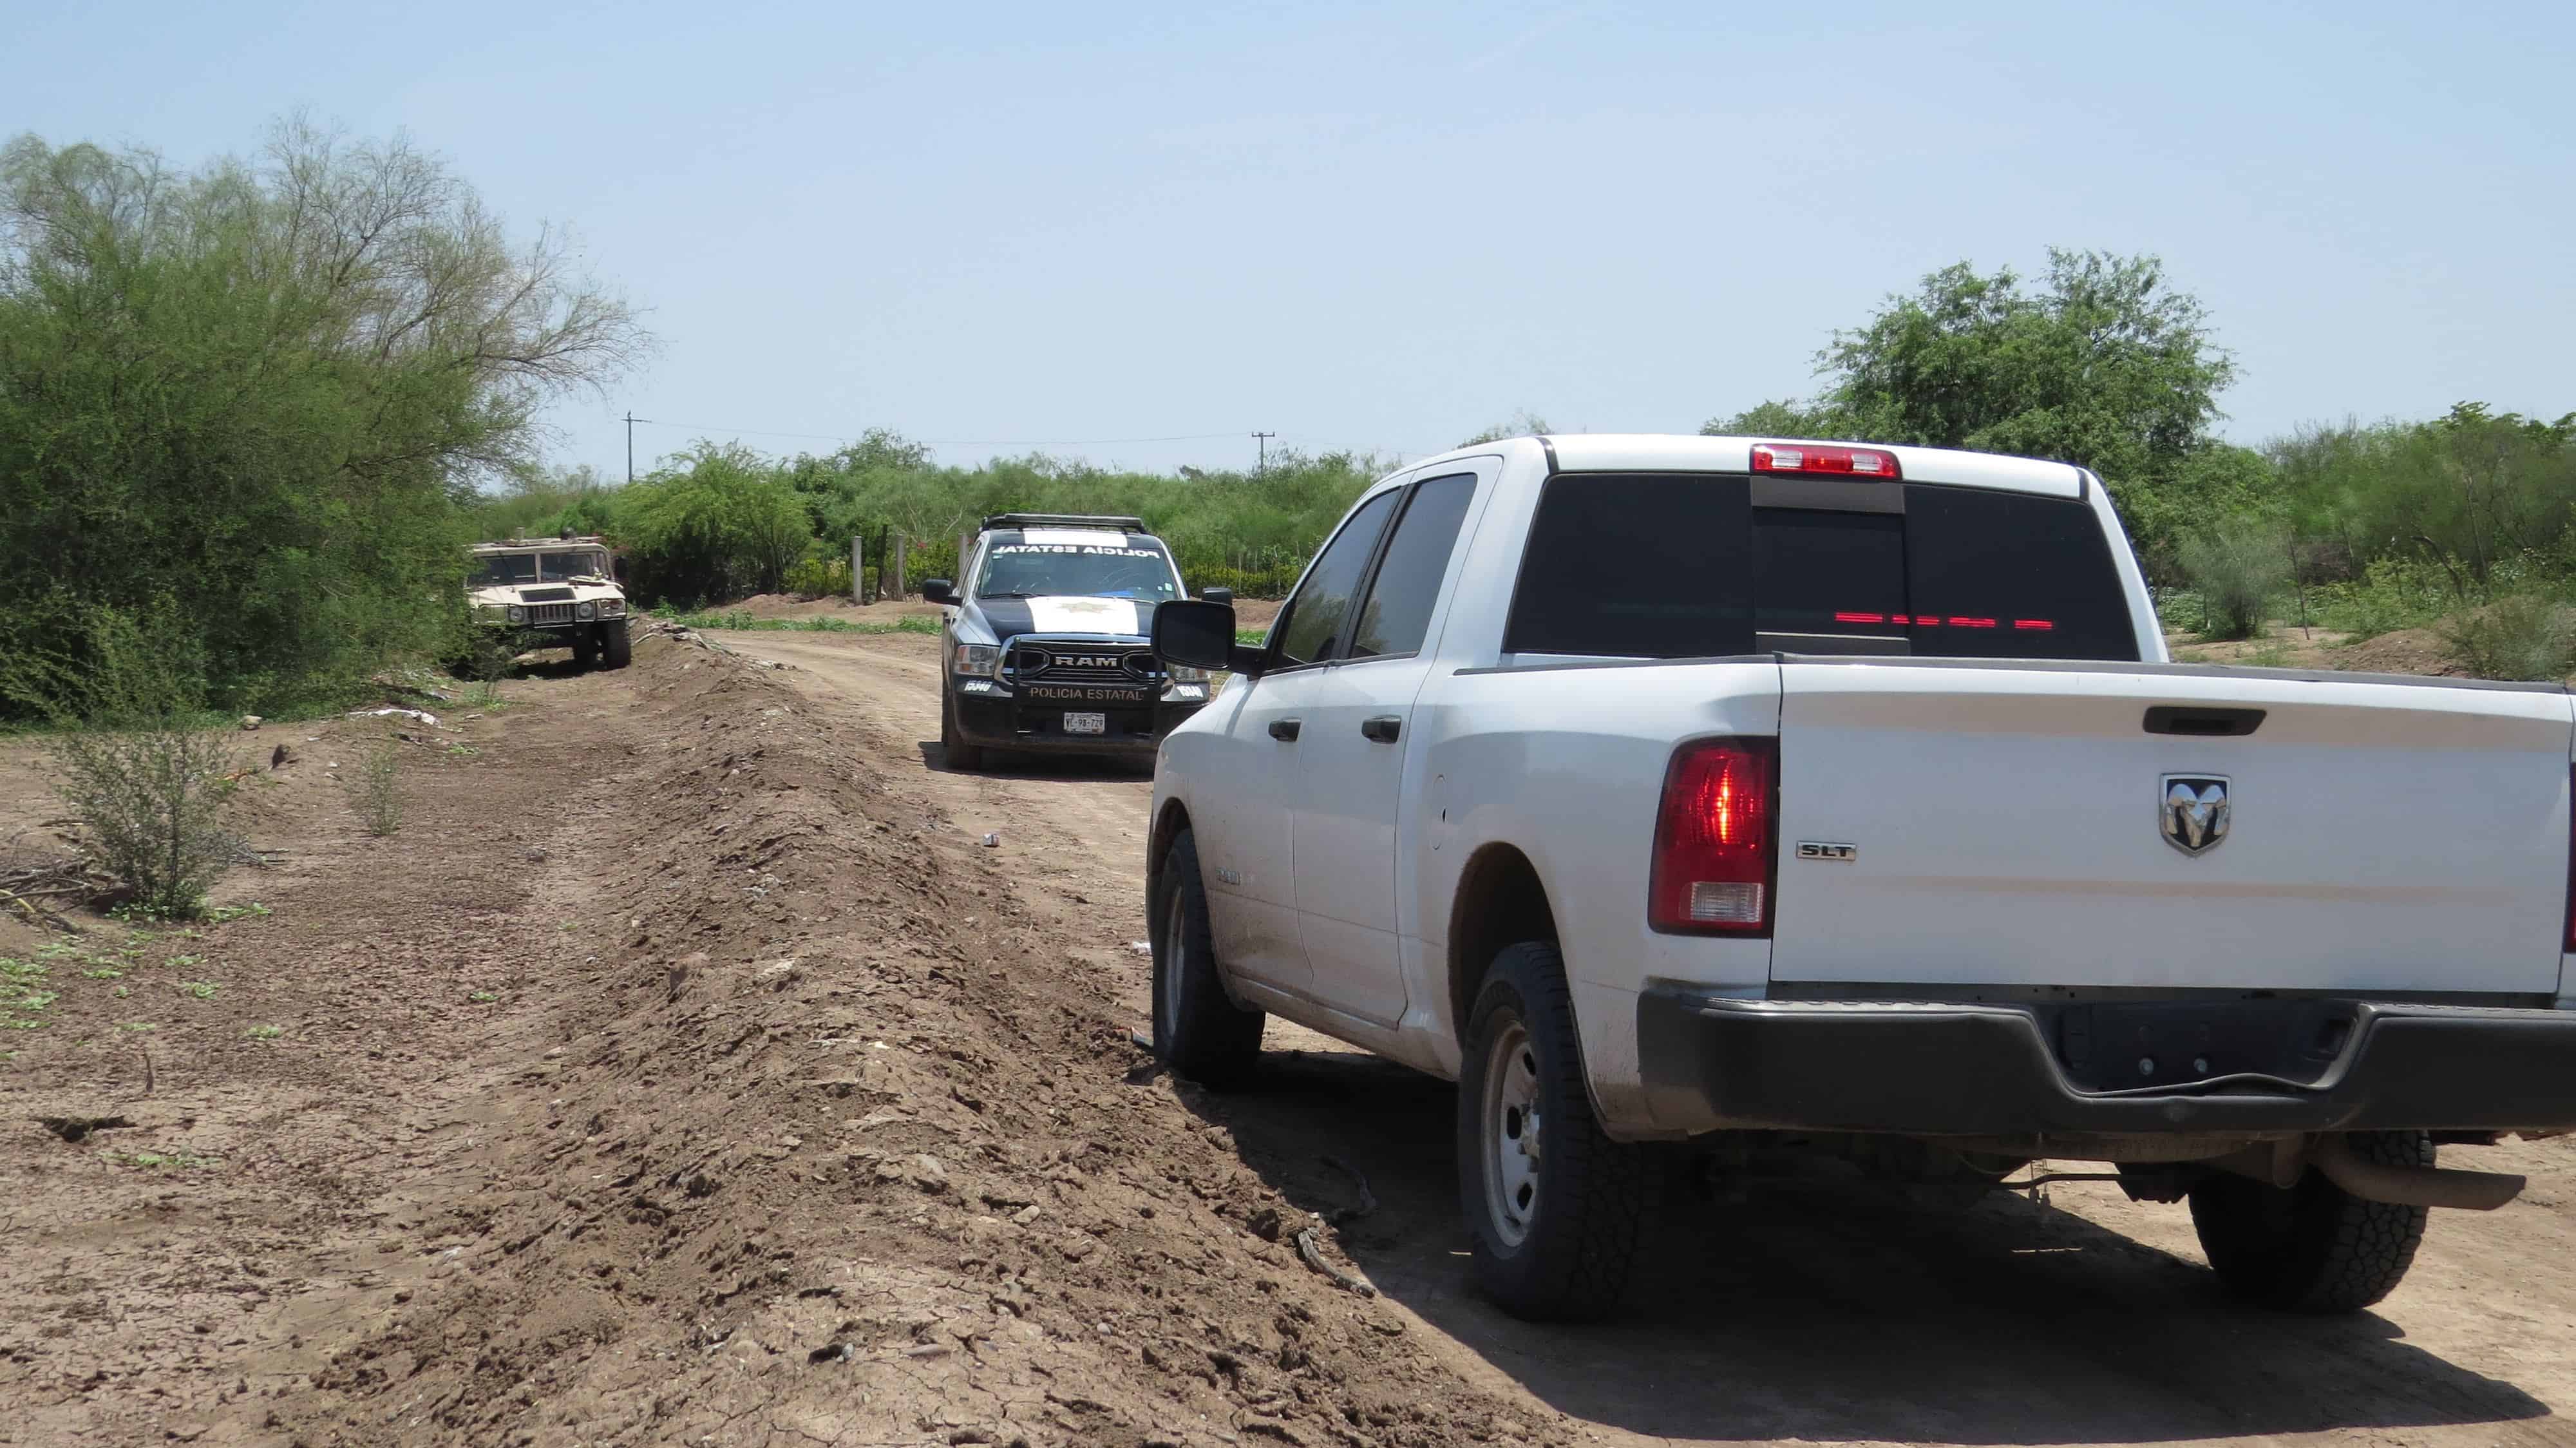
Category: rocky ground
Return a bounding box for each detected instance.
[0,627,2570,1447]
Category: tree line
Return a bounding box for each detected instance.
[0,120,647,719]
[1705,249,2574,665]
[480,438,1383,609]
[8,117,2571,722]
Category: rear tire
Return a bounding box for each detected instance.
[1457,941,1653,1321]
[940,694,985,771]
[2188,1130,2432,1313]
[1150,828,1262,1087]
[600,620,632,669]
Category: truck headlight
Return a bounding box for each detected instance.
[1165,663,1210,685]
[600,598,625,616]
[575,601,598,621]
[506,605,526,624]
[952,643,1001,677]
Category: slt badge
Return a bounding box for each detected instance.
[2161,775,2230,855]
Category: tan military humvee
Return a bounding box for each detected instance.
[465,534,632,670]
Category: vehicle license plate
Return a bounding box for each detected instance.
[1064,712,1106,736]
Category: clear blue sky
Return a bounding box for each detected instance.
[10,1,2572,480]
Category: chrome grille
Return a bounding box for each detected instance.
[528,603,574,625]
[1006,643,1159,686]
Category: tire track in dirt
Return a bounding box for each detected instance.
[9,628,2572,1447]
[719,629,2576,1448]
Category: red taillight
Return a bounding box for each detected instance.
[1650,739,1777,935]
[2014,618,2054,631]
[1750,443,1902,480]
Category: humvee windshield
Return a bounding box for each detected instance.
[471,549,610,586]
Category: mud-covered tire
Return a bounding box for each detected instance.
[2189,1130,2433,1313]
[940,694,985,771]
[571,631,600,669]
[1457,941,1653,1321]
[1150,828,1262,1087]
[600,620,632,669]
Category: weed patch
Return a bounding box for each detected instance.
[357,733,404,835]
[665,609,938,636]
[122,1150,218,1170]
[2439,596,2574,681]
[1,956,54,1029]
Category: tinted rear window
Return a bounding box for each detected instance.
[1503,473,2139,662]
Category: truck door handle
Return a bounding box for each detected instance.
[2144,705,2266,737]
[1268,717,1302,742]
[1361,715,1403,743]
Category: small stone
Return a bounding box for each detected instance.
[907,1154,949,1192]
[1010,1205,1044,1225]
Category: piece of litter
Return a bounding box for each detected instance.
[981,833,1001,848]
[1126,940,1151,957]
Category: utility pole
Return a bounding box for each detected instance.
[1251,431,1275,473]
[624,411,637,486]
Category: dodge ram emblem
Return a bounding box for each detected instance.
[2160,775,2230,855]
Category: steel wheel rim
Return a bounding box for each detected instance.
[1157,886,1186,1047]
[1480,1018,1543,1248]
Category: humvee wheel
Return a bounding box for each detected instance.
[571,631,600,669]
[600,620,632,669]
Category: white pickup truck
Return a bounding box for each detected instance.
[1144,433,2576,1322]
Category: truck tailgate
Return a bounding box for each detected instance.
[1769,661,2574,996]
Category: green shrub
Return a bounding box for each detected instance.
[51,720,243,918]
[35,609,245,917]
[2175,524,2287,641]
[357,734,404,837]
[2308,557,2454,640]
[0,123,645,720]
[2153,588,2208,636]
[2438,595,2573,681]
[1188,562,1304,600]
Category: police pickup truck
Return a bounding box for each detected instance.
[1144,433,2576,1322]
[922,513,1224,769]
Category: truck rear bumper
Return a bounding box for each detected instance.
[1635,987,2576,1138]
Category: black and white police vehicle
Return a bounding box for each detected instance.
[922,513,1225,769]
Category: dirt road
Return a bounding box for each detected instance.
[3,626,2571,1447]
[726,627,2576,1448]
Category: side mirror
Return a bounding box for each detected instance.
[1153,599,1267,680]
[1199,586,1235,606]
[920,578,960,606]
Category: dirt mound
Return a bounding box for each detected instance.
[276,633,1557,1445]
[2334,627,2467,678]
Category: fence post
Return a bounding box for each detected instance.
[850,534,864,605]
[889,535,907,600]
